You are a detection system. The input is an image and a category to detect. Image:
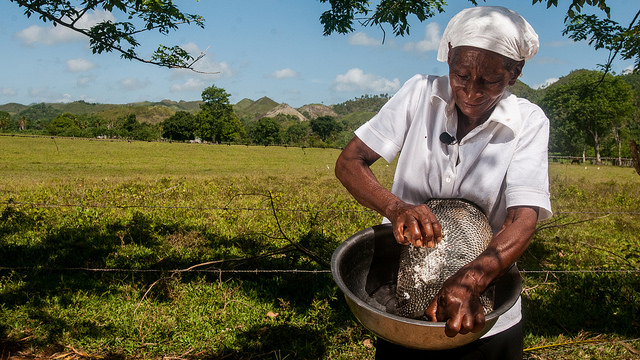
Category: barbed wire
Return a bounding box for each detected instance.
[2,200,639,215]
[0,266,332,274]
[1,266,637,275]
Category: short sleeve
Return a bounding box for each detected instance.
[505,101,553,221]
[354,74,429,163]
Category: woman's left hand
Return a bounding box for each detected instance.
[424,269,486,337]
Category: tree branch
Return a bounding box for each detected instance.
[10,0,214,73]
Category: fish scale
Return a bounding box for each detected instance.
[396,198,495,319]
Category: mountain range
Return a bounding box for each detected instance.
[0,97,343,125]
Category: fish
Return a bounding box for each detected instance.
[395,198,495,319]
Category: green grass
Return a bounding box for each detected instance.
[0,135,639,359]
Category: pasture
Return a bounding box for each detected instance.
[1,135,639,359]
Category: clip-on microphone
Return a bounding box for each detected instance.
[439,132,457,145]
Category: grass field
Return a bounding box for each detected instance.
[1,135,639,359]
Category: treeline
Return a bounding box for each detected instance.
[332,94,390,115]
[0,108,161,141]
[0,86,381,148]
[514,70,640,163]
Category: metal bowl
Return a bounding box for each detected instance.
[331,224,522,350]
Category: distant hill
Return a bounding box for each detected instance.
[96,105,176,124]
[0,103,29,114]
[1,95,382,129]
[127,99,202,113]
[298,104,338,120]
[260,103,308,122]
[47,100,119,115]
[234,96,279,121]
[332,94,390,115]
[509,80,540,103]
[0,99,202,125]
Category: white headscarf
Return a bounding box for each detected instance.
[437,6,539,62]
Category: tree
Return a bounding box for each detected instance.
[47,112,84,136]
[285,122,310,145]
[540,70,636,164]
[10,0,207,72]
[198,85,244,143]
[253,117,282,145]
[18,103,60,130]
[162,111,196,141]
[310,116,342,142]
[0,111,10,131]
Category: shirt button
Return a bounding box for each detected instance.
[445,177,451,183]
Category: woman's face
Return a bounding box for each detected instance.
[448,46,521,123]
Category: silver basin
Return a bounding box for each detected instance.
[331,224,522,350]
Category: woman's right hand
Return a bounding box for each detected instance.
[387,202,443,248]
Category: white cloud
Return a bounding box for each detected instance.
[349,32,381,46]
[118,78,149,91]
[26,87,74,103]
[171,78,207,92]
[269,68,299,79]
[15,24,81,46]
[58,93,74,103]
[332,68,400,93]
[77,75,96,88]
[533,77,559,89]
[66,58,96,72]
[622,65,634,75]
[403,23,441,53]
[14,10,115,46]
[28,87,48,97]
[0,87,17,96]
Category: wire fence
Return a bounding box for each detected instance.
[2,200,640,215]
[1,198,638,276]
[549,155,635,167]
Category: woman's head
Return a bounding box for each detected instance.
[438,6,538,123]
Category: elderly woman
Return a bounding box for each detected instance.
[335,6,552,359]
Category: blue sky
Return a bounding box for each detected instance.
[0,0,635,108]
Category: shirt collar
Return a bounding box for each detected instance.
[430,75,523,137]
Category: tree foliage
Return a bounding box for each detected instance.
[162,111,196,141]
[252,117,282,145]
[319,0,638,73]
[318,0,610,36]
[332,94,390,115]
[563,11,640,73]
[198,85,244,142]
[0,111,10,131]
[10,0,206,71]
[47,112,83,136]
[540,70,636,162]
[310,116,342,141]
[285,122,310,145]
[318,0,449,37]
